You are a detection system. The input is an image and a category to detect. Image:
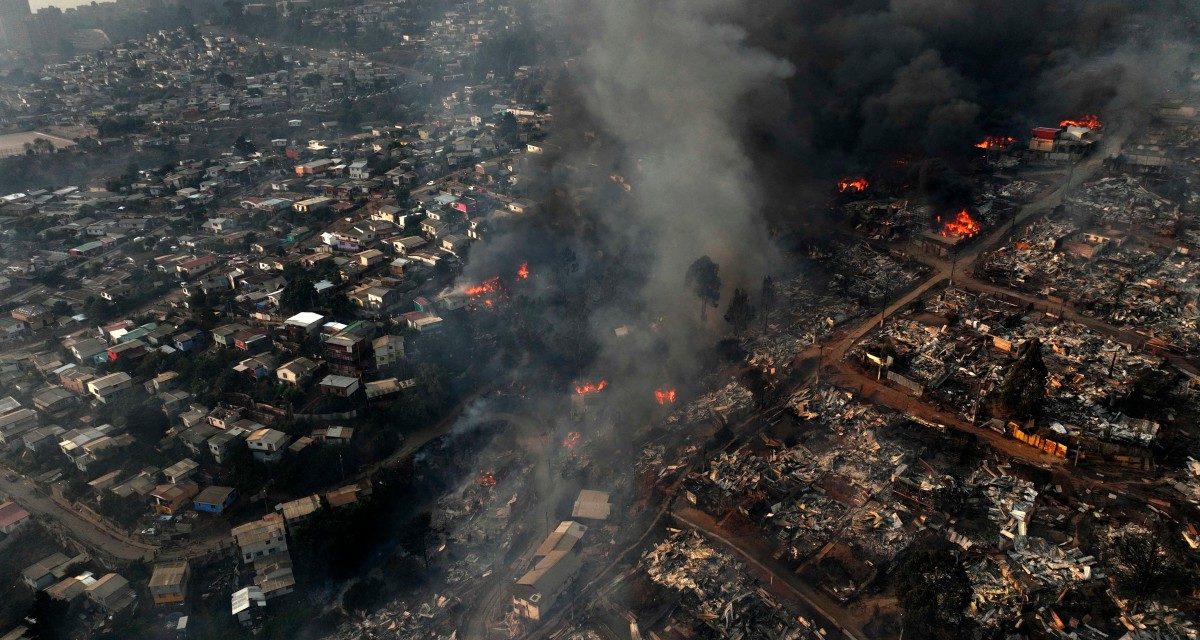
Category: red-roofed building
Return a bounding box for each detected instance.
[0,500,31,534]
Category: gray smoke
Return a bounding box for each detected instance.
[580,0,792,358]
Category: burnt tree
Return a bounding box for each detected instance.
[685,256,721,322]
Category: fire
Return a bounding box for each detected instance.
[939,209,982,239]
[477,471,497,487]
[1059,114,1102,129]
[838,177,869,193]
[563,432,581,449]
[465,276,501,296]
[654,388,677,405]
[574,380,608,395]
[517,262,529,280]
[974,135,1016,150]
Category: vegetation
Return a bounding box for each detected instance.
[685,256,721,322]
[893,534,975,640]
[998,338,1047,419]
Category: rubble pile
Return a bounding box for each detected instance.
[334,593,460,640]
[971,465,1039,539]
[1117,605,1200,640]
[1007,536,1097,588]
[642,530,823,640]
[966,557,1026,630]
[854,286,1184,447]
[665,380,755,428]
[1066,176,1179,232]
[827,242,924,303]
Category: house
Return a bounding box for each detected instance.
[0,501,31,534]
[22,425,66,452]
[364,377,414,399]
[319,374,360,397]
[11,304,50,330]
[292,196,333,214]
[372,335,405,368]
[23,553,85,590]
[86,372,132,404]
[512,549,581,622]
[283,312,325,338]
[163,458,200,484]
[349,285,399,311]
[348,160,370,179]
[194,486,237,513]
[173,329,207,352]
[106,339,146,363]
[0,409,39,448]
[68,337,108,362]
[85,573,137,614]
[275,494,321,526]
[311,426,354,444]
[231,585,267,626]
[32,387,76,415]
[253,557,295,599]
[151,482,199,515]
[246,428,291,463]
[232,513,288,563]
[177,423,219,455]
[571,489,611,521]
[276,357,320,386]
[233,355,276,380]
[324,328,372,376]
[355,248,386,268]
[533,521,588,560]
[232,329,270,352]
[59,367,96,394]
[389,235,427,255]
[201,427,237,461]
[148,560,190,606]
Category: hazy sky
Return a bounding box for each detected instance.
[30,0,96,10]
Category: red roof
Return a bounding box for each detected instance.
[1032,127,1060,140]
[0,500,30,529]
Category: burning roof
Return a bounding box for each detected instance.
[1058,114,1102,130]
[655,388,677,405]
[574,380,608,396]
[464,276,501,297]
[938,209,982,239]
[838,177,869,193]
[975,135,1015,150]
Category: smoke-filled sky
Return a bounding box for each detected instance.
[461,0,1196,392]
[30,0,94,9]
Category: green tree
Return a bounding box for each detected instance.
[216,71,236,88]
[279,275,318,313]
[999,338,1048,418]
[685,256,721,322]
[302,72,323,88]
[233,133,257,156]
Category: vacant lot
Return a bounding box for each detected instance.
[0,131,77,158]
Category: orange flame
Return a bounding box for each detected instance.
[654,388,677,405]
[1059,114,1101,129]
[939,209,982,239]
[838,177,869,193]
[465,276,501,296]
[563,432,581,449]
[478,471,497,487]
[575,380,608,395]
[517,262,529,279]
[974,135,1015,150]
